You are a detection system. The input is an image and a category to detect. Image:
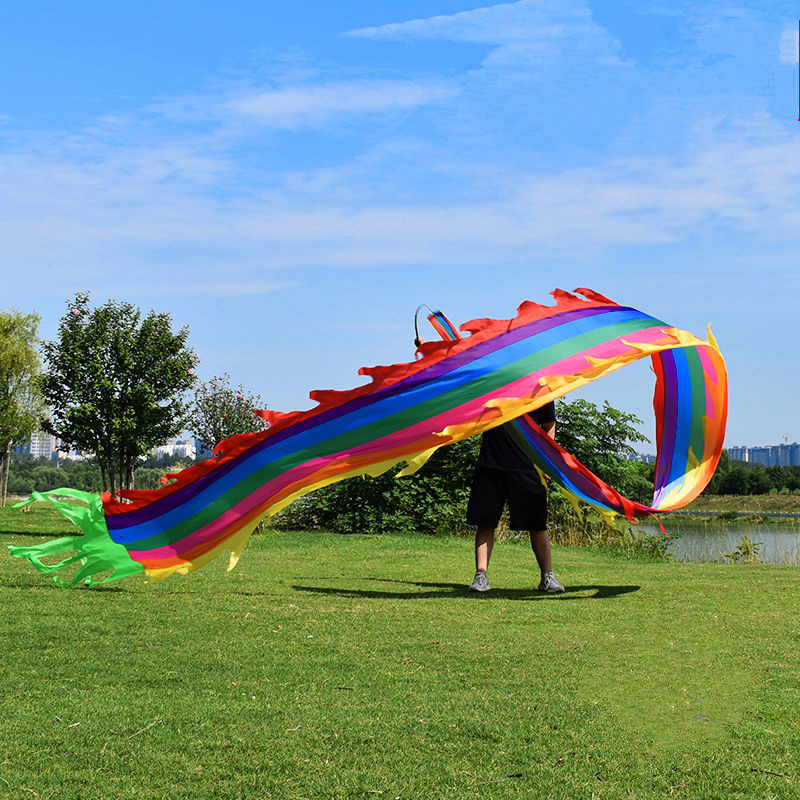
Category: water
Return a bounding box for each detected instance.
[640,520,800,565]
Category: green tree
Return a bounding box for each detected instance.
[555,398,652,501]
[766,465,786,492]
[41,293,198,495]
[785,466,800,491]
[0,310,43,505]
[746,466,772,495]
[189,373,268,454]
[719,465,749,495]
[703,450,732,495]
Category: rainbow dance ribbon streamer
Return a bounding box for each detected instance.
[426,309,461,343]
[9,288,727,586]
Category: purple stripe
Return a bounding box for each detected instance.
[654,351,678,492]
[108,304,626,528]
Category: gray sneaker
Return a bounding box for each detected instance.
[468,571,491,592]
[538,571,565,593]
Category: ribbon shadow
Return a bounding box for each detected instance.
[294,577,640,601]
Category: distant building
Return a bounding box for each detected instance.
[728,445,748,462]
[16,432,83,461]
[747,447,771,466]
[726,443,800,467]
[194,439,213,461]
[27,432,59,459]
[625,452,657,464]
[152,438,196,460]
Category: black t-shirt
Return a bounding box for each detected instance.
[476,401,556,473]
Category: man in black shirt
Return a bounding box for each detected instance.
[466,401,565,593]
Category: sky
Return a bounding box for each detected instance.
[2,0,799,449]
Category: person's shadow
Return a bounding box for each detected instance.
[293,577,640,601]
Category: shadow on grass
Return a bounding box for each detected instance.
[294,577,640,601]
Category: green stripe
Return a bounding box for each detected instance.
[133,317,663,550]
[685,346,707,463]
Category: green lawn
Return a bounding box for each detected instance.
[0,499,78,537]
[1,520,799,799]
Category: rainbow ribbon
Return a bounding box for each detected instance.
[426,309,461,343]
[9,289,727,585]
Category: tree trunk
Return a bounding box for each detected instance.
[99,460,109,495]
[99,448,115,497]
[0,447,7,508]
[3,445,10,506]
[3,445,11,508]
[121,455,132,492]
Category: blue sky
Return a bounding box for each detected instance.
[2,0,799,447]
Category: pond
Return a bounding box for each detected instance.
[640,519,800,565]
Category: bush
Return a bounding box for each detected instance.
[6,454,187,496]
[272,438,479,537]
[723,536,762,564]
[547,493,676,559]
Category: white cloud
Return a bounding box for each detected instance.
[4,115,800,293]
[227,80,457,127]
[779,26,798,64]
[344,0,586,45]
[344,0,624,68]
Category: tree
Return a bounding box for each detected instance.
[0,310,43,506]
[703,449,732,495]
[718,465,748,495]
[41,293,198,495]
[189,373,268,454]
[746,466,772,495]
[555,398,652,501]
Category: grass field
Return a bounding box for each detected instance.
[2,519,799,799]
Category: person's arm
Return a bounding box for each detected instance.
[541,420,556,441]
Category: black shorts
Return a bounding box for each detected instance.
[466,466,548,531]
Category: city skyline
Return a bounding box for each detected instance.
[19,431,800,468]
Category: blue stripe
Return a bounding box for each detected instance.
[664,348,693,493]
[652,350,676,503]
[509,420,619,510]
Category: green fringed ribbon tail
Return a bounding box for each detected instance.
[7,488,144,587]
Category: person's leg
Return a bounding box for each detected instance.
[466,468,504,591]
[530,528,564,592]
[528,528,551,573]
[475,525,496,573]
[508,473,564,592]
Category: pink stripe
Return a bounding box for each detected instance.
[131,327,671,560]
[696,346,721,425]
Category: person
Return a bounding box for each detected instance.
[466,402,565,593]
